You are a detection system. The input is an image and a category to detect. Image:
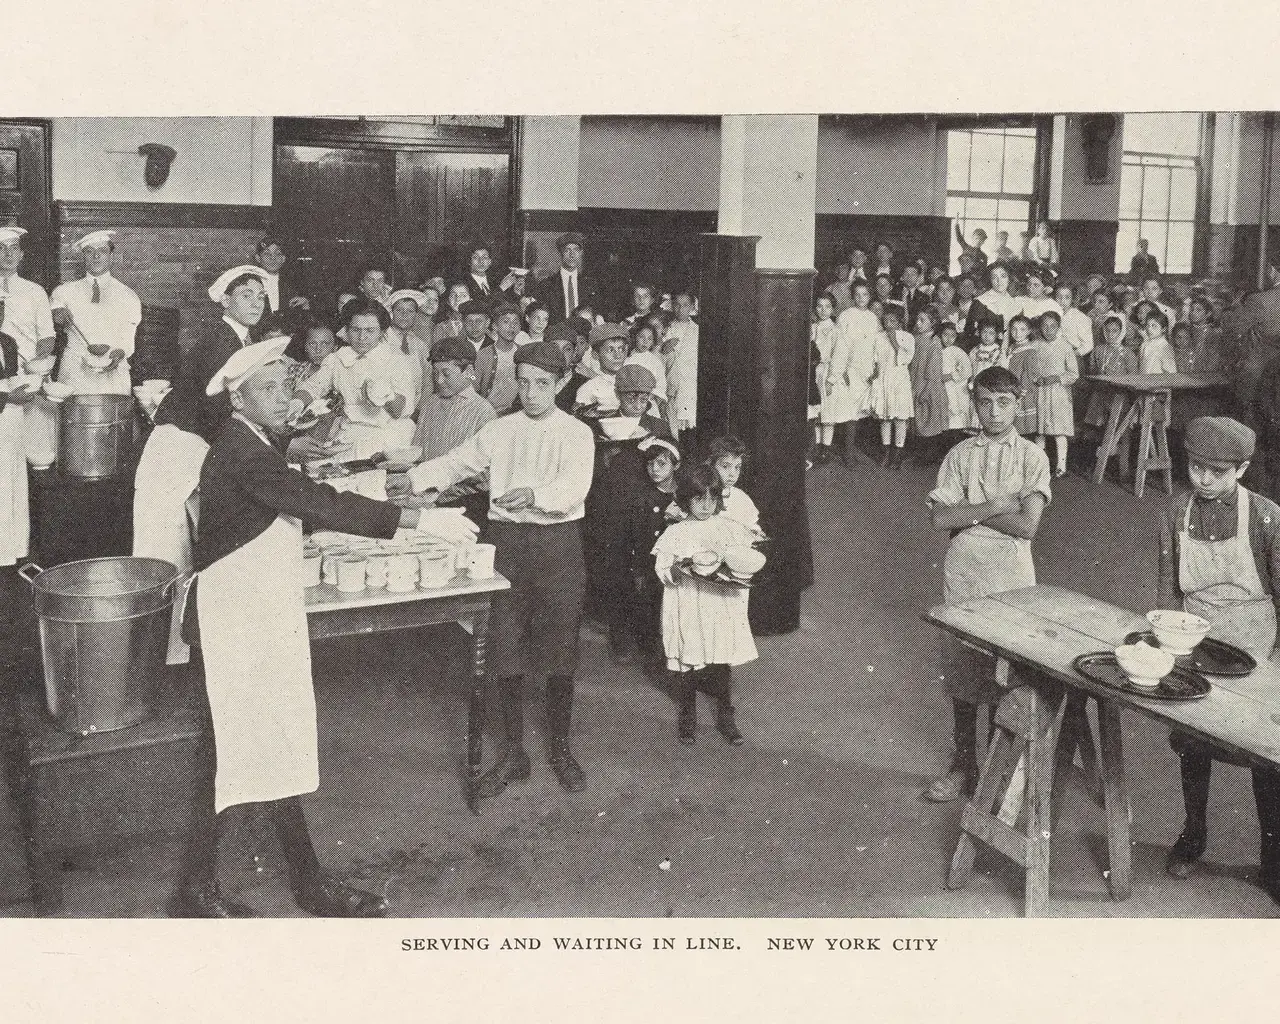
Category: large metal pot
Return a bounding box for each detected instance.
[58,393,135,479]
[20,557,179,735]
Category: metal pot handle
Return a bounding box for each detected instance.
[17,563,43,584]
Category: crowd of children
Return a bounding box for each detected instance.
[810,239,1240,480]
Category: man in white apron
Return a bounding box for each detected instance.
[50,230,142,396]
[171,338,477,918]
[0,227,58,467]
[133,264,269,664]
[0,328,40,906]
[924,366,1052,803]
[1157,417,1280,903]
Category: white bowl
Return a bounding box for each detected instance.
[1115,642,1176,689]
[723,545,766,579]
[143,379,171,389]
[599,416,641,440]
[25,355,56,376]
[9,374,43,392]
[691,552,721,577]
[1146,610,1212,656]
[42,382,74,402]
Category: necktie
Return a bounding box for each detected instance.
[92,279,101,303]
[567,274,577,316]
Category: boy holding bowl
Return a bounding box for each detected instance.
[1157,416,1280,902]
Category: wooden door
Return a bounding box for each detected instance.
[272,145,396,318]
[394,151,510,285]
[0,122,52,289]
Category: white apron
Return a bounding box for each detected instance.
[22,397,59,468]
[132,424,210,664]
[0,398,29,567]
[196,513,318,813]
[1179,487,1278,662]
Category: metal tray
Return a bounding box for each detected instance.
[1073,652,1211,701]
[1122,631,1256,677]
[674,558,752,590]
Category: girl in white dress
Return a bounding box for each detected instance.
[939,321,973,432]
[967,321,1008,429]
[1019,267,1060,326]
[1028,310,1079,477]
[965,262,1022,349]
[868,306,915,469]
[811,295,844,463]
[707,435,763,535]
[653,463,761,746]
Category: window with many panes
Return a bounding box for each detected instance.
[946,126,1038,273]
[1116,113,1203,276]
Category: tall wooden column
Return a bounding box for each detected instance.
[701,115,819,635]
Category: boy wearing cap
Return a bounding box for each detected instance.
[384,289,433,404]
[393,340,595,797]
[50,231,142,396]
[575,324,630,410]
[174,337,477,918]
[254,237,309,335]
[412,335,496,528]
[457,299,493,358]
[475,302,523,414]
[1158,416,1280,901]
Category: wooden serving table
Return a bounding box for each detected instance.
[1089,373,1216,498]
[24,573,510,813]
[925,584,1280,916]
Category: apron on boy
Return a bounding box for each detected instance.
[193,509,318,813]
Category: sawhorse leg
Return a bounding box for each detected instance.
[948,666,1057,916]
[1093,391,1128,484]
[465,607,490,814]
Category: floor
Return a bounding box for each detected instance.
[7,438,1279,919]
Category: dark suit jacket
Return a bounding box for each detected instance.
[532,270,601,324]
[158,320,251,444]
[896,286,930,329]
[0,333,18,413]
[184,416,401,647]
[259,272,307,335]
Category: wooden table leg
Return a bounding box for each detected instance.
[1093,391,1127,484]
[1154,410,1174,495]
[1023,686,1056,917]
[1134,396,1157,498]
[465,606,490,815]
[1095,697,1133,900]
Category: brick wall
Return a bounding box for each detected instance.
[55,202,267,353]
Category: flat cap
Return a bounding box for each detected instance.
[588,322,630,348]
[514,339,568,378]
[614,362,656,394]
[489,301,522,321]
[556,231,585,251]
[430,335,477,365]
[1185,416,1256,466]
[458,299,491,318]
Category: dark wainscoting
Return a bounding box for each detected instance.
[815,214,951,279]
[522,207,718,317]
[54,201,269,232]
[1055,219,1118,284]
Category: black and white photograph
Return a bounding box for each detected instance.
[5,3,1280,1019]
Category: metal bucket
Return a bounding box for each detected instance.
[58,394,135,479]
[20,557,179,735]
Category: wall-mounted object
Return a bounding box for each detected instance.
[137,143,177,189]
[1079,115,1117,183]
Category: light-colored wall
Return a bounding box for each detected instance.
[51,117,273,205]
[1059,114,1123,221]
[720,115,818,269]
[519,116,579,211]
[816,116,946,218]
[577,116,719,211]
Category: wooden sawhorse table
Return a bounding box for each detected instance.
[926,585,1280,916]
[1089,373,1214,498]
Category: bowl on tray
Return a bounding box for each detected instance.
[723,545,766,580]
[1146,610,1212,656]
[691,551,721,577]
[1114,641,1176,690]
[24,355,56,377]
[42,381,74,402]
[598,416,640,440]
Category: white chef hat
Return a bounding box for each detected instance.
[206,336,291,396]
[76,230,116,251]
[0,226,28,244]
[387,289,428,309]
[207,264,269,302]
